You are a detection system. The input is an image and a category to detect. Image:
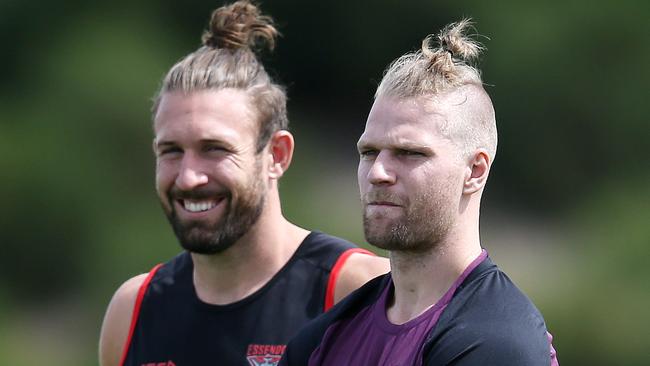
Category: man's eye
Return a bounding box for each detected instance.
[359,150,378,158]
[204,145,227,153]
[159,147,182,156]
[397,149,424,157]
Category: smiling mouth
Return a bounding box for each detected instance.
[178,198,224,213]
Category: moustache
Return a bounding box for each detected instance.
[169,186,230,200]
[362,191,405,206]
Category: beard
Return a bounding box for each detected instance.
[162,170,267,255]
[362,186,457,253]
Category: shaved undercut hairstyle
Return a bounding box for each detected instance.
[376,19,498,159]
[152,0,288,153]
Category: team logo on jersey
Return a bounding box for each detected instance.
[246,344,286,366]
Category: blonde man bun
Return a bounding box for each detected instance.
[376,18,484,98]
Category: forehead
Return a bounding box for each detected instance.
[359,96,448,146]
[153,89,258,141]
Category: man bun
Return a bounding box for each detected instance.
[201,0,278,52]
[421,18,484,84]
[153,0,288,153]
[376,18,485,98]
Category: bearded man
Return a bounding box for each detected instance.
[98,2,388,366]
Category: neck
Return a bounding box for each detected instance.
[191,190,309,305]
[386,217,482,324]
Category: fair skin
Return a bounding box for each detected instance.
[357,92,491,325]
[99,89,388,366]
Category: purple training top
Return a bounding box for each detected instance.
[308,250,489,366]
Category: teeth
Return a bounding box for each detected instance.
[183,200,217,212]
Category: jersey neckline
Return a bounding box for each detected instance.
[373,249,488,333]
[188,231,321,312]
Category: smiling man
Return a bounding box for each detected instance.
[280,19,559,366]
[98,2,388,366]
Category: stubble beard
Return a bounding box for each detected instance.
[163,170,267,255]
[362,187,456,253]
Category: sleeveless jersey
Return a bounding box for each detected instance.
[121,231,371,366]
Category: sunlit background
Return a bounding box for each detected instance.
[1,0,648,364]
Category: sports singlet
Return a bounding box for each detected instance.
[121,231,371,366]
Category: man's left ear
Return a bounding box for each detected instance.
[267,130,294,179]
[463,149,491,194]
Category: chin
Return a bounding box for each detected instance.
[179,232,238,255]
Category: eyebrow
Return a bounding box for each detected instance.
[155,140,176,148]
[395,142,433,152]
[356,139,374,151]
[155,139,235,149]
[357,140,433,152]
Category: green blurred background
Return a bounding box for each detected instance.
[1,0,648,364]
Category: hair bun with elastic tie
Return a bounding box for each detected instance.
[436,18,483,62]
[201,0,278,52]
[418,18,484,84]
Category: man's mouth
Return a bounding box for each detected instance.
[178,198,223,213]
[368,201,400,207]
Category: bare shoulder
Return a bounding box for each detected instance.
[99,273,148,366]
[333,252,390,304]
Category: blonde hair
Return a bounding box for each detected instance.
[376,19,497,159]
[153,1,287,153]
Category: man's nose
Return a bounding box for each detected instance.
[175,154,209,190]
[367,152,396,185]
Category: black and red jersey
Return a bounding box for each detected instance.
[120,231,371,366]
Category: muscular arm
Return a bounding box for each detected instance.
[333,252,389,304]
[98,274,147,366]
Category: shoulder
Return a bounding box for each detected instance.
[306,232,389,307]
[98,259,169,366]
[298,231,358,258]
[424,318,551,366]
[280,274,390,366]
[331,250,389,305]
[99,273,149,366]
[424,263,551,365]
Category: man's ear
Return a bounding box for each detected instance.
[267,130,295,179]
[463,149,491,194]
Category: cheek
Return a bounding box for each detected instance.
[155,161,177,191]
[434,169,465,199]
[357,163,369,188]
[218,161,259,195]
[222,160,248,182]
